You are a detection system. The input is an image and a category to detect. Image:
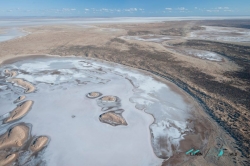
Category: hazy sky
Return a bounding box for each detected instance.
[1,0,250,17]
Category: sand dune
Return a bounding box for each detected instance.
[99,111,127,126]
[0,153,18,166]
[4,100,33,124]
[0,124,30,150]
[30,136,49,153]
[7,78,35,93]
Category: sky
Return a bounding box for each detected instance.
[0,0,250,17]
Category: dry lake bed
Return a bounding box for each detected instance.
[0,56,222,166]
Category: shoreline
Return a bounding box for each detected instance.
[1,53,201,107]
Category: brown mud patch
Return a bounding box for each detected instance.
[0,152,18,166]
[86,92,102,99]
[30,136,49,153]
[4,69,17,77]
[14,95,26,103]
[7,78,35,93]
[0,124,30,150]
[101,95,117,102]
[4,100,33,124]
[99,111,127,126]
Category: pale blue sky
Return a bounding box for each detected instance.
[0,0,250,17]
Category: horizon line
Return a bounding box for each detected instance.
[1,15,250,19]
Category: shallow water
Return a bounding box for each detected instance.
[0,56,195,165]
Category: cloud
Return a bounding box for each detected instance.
[224,10,233,12]
[206,10,219,12]
[205,7,233,12]
[62,8,76,12]
[216,7,229,10]
[177,7,187,11]
[165,8,172,11]
[81,8,144,14]
[124,8,138,12]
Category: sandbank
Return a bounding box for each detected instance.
[30,136,49,153]
[99,111,127,126]
[7,78,35,93]
[4,100,33,124]
[0,124,30,150]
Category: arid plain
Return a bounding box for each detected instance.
[0,18,249,165]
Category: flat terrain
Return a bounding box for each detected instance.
[0,18,249,165]
[0,57,213,165]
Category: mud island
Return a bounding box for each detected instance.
[101,95,117,102]
[0,124,30,150]
[4,69,17,77]
[86,92,102,98]
[4,100,33,124]
[99,111,127,126]
[0,153,18,166]
[14,95,26,103]
[30,136,49,153]
[7,78,35,93]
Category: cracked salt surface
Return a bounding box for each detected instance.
[0,56,195,165]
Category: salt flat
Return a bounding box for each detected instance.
[0,56,213,165]
[189,26,250,42]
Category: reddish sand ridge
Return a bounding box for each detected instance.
[5,69,17,77]
[0,124,30,150]
[7,78,35,93]
[30,136,49,153]
[4,100,33,124]
[101,96,117,102]
[14,95,26,103]
[90,92,99,97]
[100,112,127,126]
[0,153,18,166]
